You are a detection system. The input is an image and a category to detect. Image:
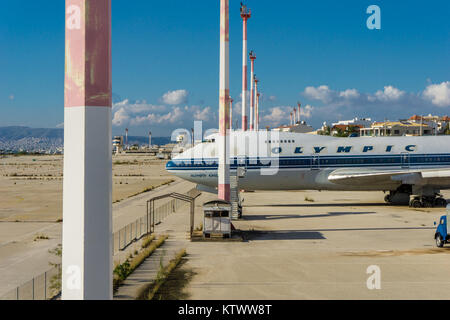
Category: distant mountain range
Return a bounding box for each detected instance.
[0,126,171,152]
[0,126,63,141]
[126,136,171,146]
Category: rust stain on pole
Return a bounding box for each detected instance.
[65,0,111,108]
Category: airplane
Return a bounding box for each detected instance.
[166,131,450,208]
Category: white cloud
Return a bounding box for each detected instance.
[300,105,314,119]
[303,85,408,106]
[299,82,450,129]
[263,107,288,125]
[131,107,184,125]
[8,94,14,100]
[111,99,216,130]
[261,105,315,127]
[374,86,405,101]
[193,106,212,121]
[423,81,450,107]
[233,101,242,115]
[303,85,334,103]
[56,122,64,128]
[304,86,362,105]
[112,107,130,126]
[161,89,189,105]
[113,99,166,114]
[339,89,360,99]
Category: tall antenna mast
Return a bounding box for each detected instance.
[240,2,251,131]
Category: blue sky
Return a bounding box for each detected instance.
[0,0,449,136]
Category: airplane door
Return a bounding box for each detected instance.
[401,152,410,169]
[311,155,320,170]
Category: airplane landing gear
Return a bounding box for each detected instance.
[435,197,448,208]
[409,195,447,208]
[384,191,410,205]
[384,195,391,204]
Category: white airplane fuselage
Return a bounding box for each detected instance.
[166,131,450,193]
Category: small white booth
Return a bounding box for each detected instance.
[203,200,232,238]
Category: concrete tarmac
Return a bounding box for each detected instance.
[181,190,450,300]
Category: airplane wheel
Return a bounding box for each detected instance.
[384,195,392,204]
[424,201,433,208]
[436,235,444,248]
[435,198,447,208]
[411,199,422,208]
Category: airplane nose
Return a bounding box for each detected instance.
[166,160,183,179]
[166,160,176,172]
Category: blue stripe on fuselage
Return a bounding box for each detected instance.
[166,154,450,171]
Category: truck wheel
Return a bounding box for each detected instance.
[436,235,444,248]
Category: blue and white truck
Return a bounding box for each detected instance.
[435,204,450,248]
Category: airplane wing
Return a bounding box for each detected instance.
[328,167,450,187]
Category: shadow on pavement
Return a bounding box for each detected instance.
[242,211,376,221]
[244,230,326,241]
[245,203,386,208]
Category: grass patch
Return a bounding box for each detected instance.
[113,161,134,165]
[304,196,315,202]
[48,245,62,299]
[149,258,196,300]
[141,234,156,249]
[113,234,168,290]
[138,249,187,300]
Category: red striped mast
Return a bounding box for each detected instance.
[240,3,251,131]
[249,51,256,130]
[218,0,230,201]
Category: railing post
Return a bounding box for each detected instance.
[32,278,35,300]
[44,272,47,300]
[190,200,194,237]
[152,202,155,233]
[118,229,121,251]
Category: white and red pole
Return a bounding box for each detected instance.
[149,131,152,148]
[249,51,256,131]
[241,4,251,131]
[254,77,259,131]
[256,92,260,131]
[290,112,293,126]
[218,0,230,202]
[297,102,301,123]
[63,0,112,300]
[293,108,297,125]
[230,97,233,131]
